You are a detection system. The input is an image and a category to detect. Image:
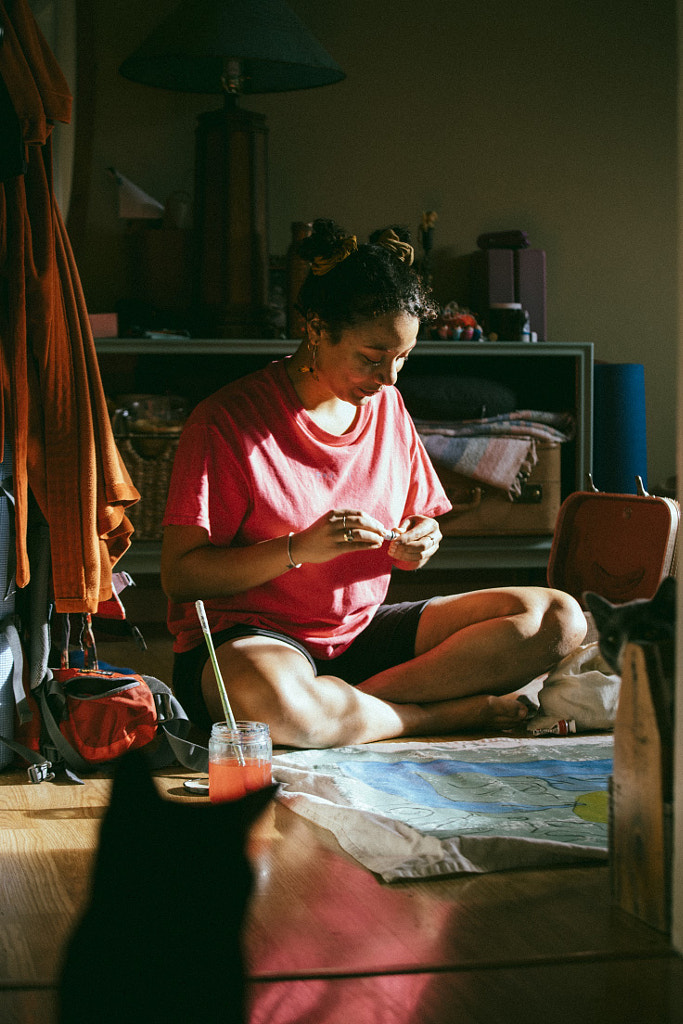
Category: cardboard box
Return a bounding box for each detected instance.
[89,313,119,338]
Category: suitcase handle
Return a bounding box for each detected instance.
[449,486,483,513]
[587,472,651,498]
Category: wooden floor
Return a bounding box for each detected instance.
[2,623,681,1023]
[1,755,682,1024]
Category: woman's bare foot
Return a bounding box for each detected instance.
[418,692,529,735]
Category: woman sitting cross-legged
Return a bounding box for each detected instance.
[160,219,586,748]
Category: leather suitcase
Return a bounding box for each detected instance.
[436,441,561,537]
[546,477,680,606]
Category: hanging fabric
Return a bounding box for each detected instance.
[0,0,139,612]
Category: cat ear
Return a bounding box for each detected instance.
[583,590,614,628]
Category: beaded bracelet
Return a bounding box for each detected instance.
[287,532,302,569]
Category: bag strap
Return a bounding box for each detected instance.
[58,612,99,672]
[0,456,17,605]
[35,676,93,775]
[0,731,59,784]
[79,613,98,670]
[59,613,71,670]
[159,727,209,774]
[94,573,148,651]
[25,517,52,694]
[3,618,31,723]
[141,675,208,772]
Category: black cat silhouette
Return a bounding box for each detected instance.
[59,750,275,1024]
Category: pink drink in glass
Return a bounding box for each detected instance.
[209,757,272,803]
[208,721,272,804]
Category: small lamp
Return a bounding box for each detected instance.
[119,0,345,338]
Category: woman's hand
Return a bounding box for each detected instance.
[289,508,398,564]
[387,516,441,570]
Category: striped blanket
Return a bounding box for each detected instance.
[417,410,575,498]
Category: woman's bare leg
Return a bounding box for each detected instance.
[356,587,587,703]
[201,635,531,749]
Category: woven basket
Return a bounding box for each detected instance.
[117,433,181,541]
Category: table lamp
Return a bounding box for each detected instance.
[119,0,345,338]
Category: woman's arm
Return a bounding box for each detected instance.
[160,524,296,603]
[160,507,394,603]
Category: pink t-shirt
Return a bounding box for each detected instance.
[163,358,451,658]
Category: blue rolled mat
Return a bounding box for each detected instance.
[592,363,648,494]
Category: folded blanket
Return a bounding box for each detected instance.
[417,410,574,498]
[416,410,576,442]
[423,434,535,497]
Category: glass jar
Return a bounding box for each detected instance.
[208,721,272,804]
[488,302,525,341]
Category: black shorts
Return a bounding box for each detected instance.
[172,599,431,734]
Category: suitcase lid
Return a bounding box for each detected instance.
[547,477,680,605]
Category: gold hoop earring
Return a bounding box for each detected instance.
[299,334,319,379]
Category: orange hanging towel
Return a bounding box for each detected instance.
[0,0,140,612]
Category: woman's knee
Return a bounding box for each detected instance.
[537,588,587,655]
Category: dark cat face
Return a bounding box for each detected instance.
[584,575,676,675]
[60,750,276,1024]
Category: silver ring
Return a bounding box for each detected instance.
[344,529,354,542]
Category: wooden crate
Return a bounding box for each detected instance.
[610,642,673,933]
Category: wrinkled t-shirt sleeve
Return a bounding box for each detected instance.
[162,421,250,542]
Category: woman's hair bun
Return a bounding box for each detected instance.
[297,219,349,262]
[294,214,437,332]
[369,224,412,245]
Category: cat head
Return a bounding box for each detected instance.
[584,574,676,629]
[583,575,676,675]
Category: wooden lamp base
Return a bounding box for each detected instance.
[193,99,270,338]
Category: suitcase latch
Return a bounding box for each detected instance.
[514,483,543,505]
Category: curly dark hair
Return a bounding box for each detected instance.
[295,219,437,340]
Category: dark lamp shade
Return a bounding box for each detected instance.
[119,0,345,94]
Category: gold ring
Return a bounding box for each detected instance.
[344,529,354,542]
[342,514,347,531]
